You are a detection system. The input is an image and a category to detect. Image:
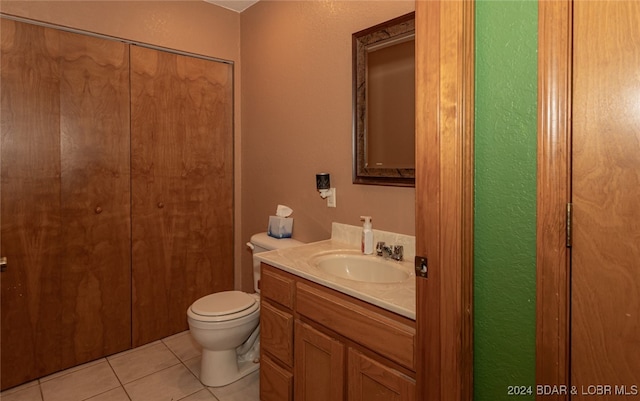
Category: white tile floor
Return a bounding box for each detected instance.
[0,331,260,401]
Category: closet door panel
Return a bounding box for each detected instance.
[1,20,132,389]
[57,30,131,366]
[1,20,64,389]
[131,46,233,346]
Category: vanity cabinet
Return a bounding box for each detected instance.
[260,266,296,401]
[260,263,416,401]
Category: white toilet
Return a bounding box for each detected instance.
[187,232,303,387]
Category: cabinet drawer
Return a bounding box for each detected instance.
[261,300,294,367]
[261,264,295,309]
[296,282,415,371]
[261,355,293,401]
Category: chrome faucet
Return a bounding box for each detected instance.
[375,242,404,261]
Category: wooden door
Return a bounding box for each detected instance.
[294,321,345,401]
[347,349,415,401]
[571,1,640,397]
[130,46,234,346]
[414,1,475,400]
[56,28,131,367]
[1,19,64,390]
[1,19,131,390]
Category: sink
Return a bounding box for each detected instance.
[310,251,411,283]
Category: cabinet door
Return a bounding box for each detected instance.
[294,321,345,401]
[261,355,293,401]
[130,46,233,345]
[1,20,131,389]
[348,349,415,401]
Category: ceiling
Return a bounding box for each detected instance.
[204,0,259,13]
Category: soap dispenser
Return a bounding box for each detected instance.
[360,216,373,255]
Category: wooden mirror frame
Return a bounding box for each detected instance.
[352,12,415,187]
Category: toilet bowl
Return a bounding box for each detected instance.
[187,233,303,387]
[187,291,261,387]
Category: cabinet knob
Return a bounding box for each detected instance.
[95,206,103,214]
[157,202,164,209]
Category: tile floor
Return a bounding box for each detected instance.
[0,331,259,401]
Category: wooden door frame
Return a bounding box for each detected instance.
[536,1,572,400]
[415,1,474,400]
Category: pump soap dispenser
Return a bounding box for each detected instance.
[360,216,373,255]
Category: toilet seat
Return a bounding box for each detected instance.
[189,291,259,323]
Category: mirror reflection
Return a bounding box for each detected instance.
[353,12,415,187]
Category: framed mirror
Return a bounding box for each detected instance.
[353,12,415,187]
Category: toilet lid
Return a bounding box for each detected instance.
[191,291,256,317]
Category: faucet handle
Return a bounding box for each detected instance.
[376,241,386,256]
[392,245,404,261]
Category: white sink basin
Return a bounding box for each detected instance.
[310,251,411,283]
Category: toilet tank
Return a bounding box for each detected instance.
[248,232,303,293]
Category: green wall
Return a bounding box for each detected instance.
[474,1,538,400]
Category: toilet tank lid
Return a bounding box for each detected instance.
[250,232,304,251]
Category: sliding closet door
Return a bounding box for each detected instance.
[57,29,131,367]
[0,20,131,389]
[1,19,64,390]
[130,46,234,346]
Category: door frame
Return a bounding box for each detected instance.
[536,1,572,400]
[415,1,474,400]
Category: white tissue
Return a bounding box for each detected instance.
[276,204,293,217]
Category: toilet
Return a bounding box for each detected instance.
[187,232,303,387]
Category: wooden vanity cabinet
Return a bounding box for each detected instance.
[260,263,416,401]
[260,265,296,401]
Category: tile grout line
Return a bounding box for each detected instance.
[104,357,133,401]
[37,359,122,401]
[160,337,217,401]
[38,358,107,384]
[160,333,223,401]
[2,331,236,401]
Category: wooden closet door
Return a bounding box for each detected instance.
[571,1,640,397]
[130,46,234,346]
[1,19,64,390]
[57,30,131,367]
[0,20,131,390]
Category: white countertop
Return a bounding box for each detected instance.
[256,239,416,320]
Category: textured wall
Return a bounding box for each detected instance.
[240,1,415,291]
[0,1,240,60]
[474,1,538,400]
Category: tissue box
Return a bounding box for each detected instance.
[267,216,293,238]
